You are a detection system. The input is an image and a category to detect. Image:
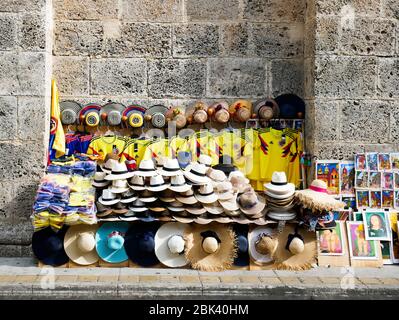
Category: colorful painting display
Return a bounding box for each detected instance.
[316,161,340,195]
[346,222,378,260]
[317,222,345,256]
[362,211,390,241]
[339,161,355,196]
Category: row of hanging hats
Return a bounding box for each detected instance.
[32,221,317,270]
[59,94,306,128]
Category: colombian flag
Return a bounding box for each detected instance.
[48,79,65,163]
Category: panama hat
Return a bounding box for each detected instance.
[176,189,197,205]
[295,179,345,213]
[129,199,148,213]
[248,226,278,265]
[229,100,252,123]
[224,208,242,217]
[267,211,297,221]
[207,168,227,186]
[169,175,191,193]
[213,215,233,224]
[96,201,113,217]
[124,222,160,267]
[275,94,305,119]
[173,215,195,223]
[185,223,237,272]
[233,224,249,267]
[237,190,266,216]
[108,179,130,194]
[64,225,98,265]
[96,222,129,263]
[228,170,250,185]
[111,202,129,215]
[218,193,239,211]
[92,172,110,188]
[186,203,207,215]
[159,158,182,177]
[148,200,168,214]
[154,222,189,268]
[32,226,69,266]
[128,175,146,191]
[166,107,187,129]
[60,101,81,125]
[265,172,295,195]
[101,102,125,126]
[159,189,176,203]
[272,224,317,270]
[203,202,224,215]
[184,162,211,185]
[195,213,214,225]
[147,175,169,192]
[135,159,157,177]
[213,101,230,124]
[100,155,120,174]
[215,181,235,200]
[119,190,138,204]
[253,98,279,120]
[98,189,120,206]
[195,183,218,204]
[139,190,157,203]
[105,162,135,181]
[122,105,146,128]
[232,214,252,224]
[192,101,209,124]
[167,200,185,213]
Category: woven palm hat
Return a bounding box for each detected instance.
[194,213,214,225]
[253,98,279,120]
[212,101,230,124]
[213,215,233,224]
[159,189,176,203]
[184,223,237,271]
[215,181,235,201]
[295,179,345,213]
[184,162,211,185]
[145,105,168,128]
[203,202,224,215]
[232,214,252,225]
[135,159,157,177]
[248,226,278,265]
[108,179,130,194]
[64,224,99,266]
[176,189,198,205]
[264,172,295,195]
[147,174,170,192]
[128,175,146,191]
[169,175,191,193]
[218,193,239,211]
[105,162,135,181]
[229,100,252,122]
[98,189,119,206]
[186,203,207,215]
[101,102,125,126]
[237,190,266,216]
[100,154,120,174]
[267,211,297,221]
[92,172,110,188]
[60,100,82,125]
[173,215,196,224]
[159,158,183,177]
[139,190,158,203]
[272,224,317,270]
[195,183,218,204]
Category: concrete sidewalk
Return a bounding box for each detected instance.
[0,258,399,299]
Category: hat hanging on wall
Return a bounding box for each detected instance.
[210,101,230,124]
[253,98,280,120]
[78,104,101,127]
[191,101,209,124]
[229,100,252,123]
[32,226,70,267]
[274,94,305,119]
[122,105,146,128]
[165,107,187,129]
[100,102,126,126]
[60,101,82,125]
[144,105,169,128]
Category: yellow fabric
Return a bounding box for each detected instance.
[87,135,127,162]
[51,79,65,158]
[214,131,246,169]
[287,131,303,188]
[169,136,188,157]
[121,138,152,164]
[142,139,173,161]
[186,132,219,165]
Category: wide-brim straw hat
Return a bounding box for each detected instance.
[203,202,224,215]
[186,205,207,216]
[219,194,239,211]
[264,182,295,195]
[155,222,189,268]
[169,184,191,193]
[105,169,135,181]
[295,179,345,213]
[108,185,130,194]
[213,216,233,224]
[176,191,198,205]
[195,192,218,204]
[248,226,278,265]
[232,214,252,225]
[147,183,170,192]
[272,224,317,271]
[265,189,295,200]
[184,223,237,272]
[267,211,297,221]
[195,214,214,225]
[64,225,99,266]
[238,194,266,216]
[95,222,129,263]
[173,215,196,224]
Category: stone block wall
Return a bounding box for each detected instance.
[52,0,305,107]
[0,0,52,256]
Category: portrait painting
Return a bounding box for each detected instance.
[346,222,378,260]
[362,211,390,241]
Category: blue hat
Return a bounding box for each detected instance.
[177,151,192,169]
[124,222,161,267]
[32,226,69,266]
[233,224,249,267]
[275,94,305,119]
[95,222,129,263]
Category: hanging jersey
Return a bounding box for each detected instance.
[87,135,127,162]
[214,130,246,169]
[186,132,219,165]
[287,131,303,188]
[121,138,152,165]
[65,134,79,156]
[77,134,93,154]
[169,136,188,158]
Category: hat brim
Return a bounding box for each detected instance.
[92,181,110,188]
[147,184,170,192]
[173,216,195,223]
[195,193,219,204]
[155,222,189,268]
[176,196,198,205]
[251,217,270,225]
[95,222,129,263]
[108,187,130,194]
[186,207,207,215]
[203,203,224,215]
[295,190,345,212]
[64,225,99,265]
[265,190,295,200]
[129,207,148,213]
[169,185,191,193]
[99,165,112,175]
[105,172,135,180]
[167,207,185,213]
[248,226,277,265]
[217,191,235,201]
[124,222,161,267]
[264,183,295,195]
[120,196,138,204]
[267,212,297,221]
[219,196,239,211]
[159,169,183,177]
[112,208,128,214]
[97,209,113,217]
[232,215,252,224]
[159,197,175,203]
[194,216,213,225]
[134,170,158,177]
[98,197,120,206]
[184,171,210,184]
[139,196,158,203]
[239,196,266,215]
[129,184,146,191]
[213,216,232,223]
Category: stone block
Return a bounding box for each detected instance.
[316,0,382,16]
[314,56,377,98]
[207,58,266,98]
[173,24,219,57]
[220,23,249,56]
[389,102,399,140]
[378,58,399,99]
[104,23,171,58]
[340,18,396,56]
[17,97,47,141]
[315,16,339,53]
[312,142,365,160]
[148,59,206,98]
[0,221,32,245]
[21,245,33,257]
[251,23,304,58]
[270,59,304,97]
[243,0,305,22]
[53,56,89,96]
[303,58,315,100]
[121,0,183,22]
[304,18,316,58]
[19,13,46,51]
[0,142,46,181]
[311,99,339,141]
[90,58,147,96]
[0,52,46,96]
[54,21,103,56]
[383,0,399,19]
[341,100,391,143]
[186,0,239,21]
[0,245,21,257]
[0,182,14,219]
[54,0,118,20]
[0,96,17,140]
[11,180,39,221]
[0,13,17,50]
[0,0,46,12]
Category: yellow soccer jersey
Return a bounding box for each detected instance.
[287,131,303,188]
[142,139,173,161]
[215,130,246,170]
[120,138,152,164]
[87,135,127,162]
[169,136,188,158]
[186,132,219,165]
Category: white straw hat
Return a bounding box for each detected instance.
[237,190,266,216]
[264,172,295,195]
[119,190,138,204]
[198,154,212,167]
[176,189,198,205]
[129,199,148,212]
[265,189,295,200]
[98,189,120,206]
[105,162,135,181]
[64,225,99,265]
[195,183,218,204]
[135,159,157,177]
[186,204,207,215]
[100,158,119,175]
[167,200,185,212]
[159,158,183,177]
[215,181,235,200]
[248,226,277,265]
[184,162,211,185]
[92,172,110,188]
[128,175,146,191]
[218,193,239,211]
[203,202,224,215]
[147,175,170,192]
[139,190,158,203]
[169,175,191,193]
[228,171,249,184]
[108,179,130,194]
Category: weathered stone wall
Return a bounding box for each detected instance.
[305,0,399,161]
[0,0,52,255]
[53,0,305,107]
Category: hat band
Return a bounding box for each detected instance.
[110,170,129,175]
[199,191,214,197]
[171,182,186,187]
[190,169,206,177]
[94,179,107,183]
[102,197,116,201]
[131,183,144,187]
[178,193,194,198]
[163,167,180,172]
[139,168,155,172]
[309,185,327,193]
[150,183,166,188]
[271,181,287,186]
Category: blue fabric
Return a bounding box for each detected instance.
[96,222,129,263]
